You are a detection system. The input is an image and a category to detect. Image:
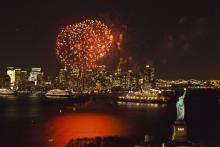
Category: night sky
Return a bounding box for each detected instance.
[0,0,219,79]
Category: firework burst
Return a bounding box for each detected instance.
[56,19,114,73]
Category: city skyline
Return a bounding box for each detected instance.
[0,0,219,79]
[1,1,220,147]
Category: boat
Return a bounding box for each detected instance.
[118,89,169,103]
[0,88,16,95]
[45,89,75,99]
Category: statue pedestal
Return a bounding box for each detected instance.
[172,120,187,142]
[165,120,193,147]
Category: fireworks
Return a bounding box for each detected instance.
[56,19,114,73]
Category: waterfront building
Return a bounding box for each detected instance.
[94,65,108,92]
[1,75,11,89]
[131,75,138,90]
[14,68,22,90]
[69,67,80,90]
[58,67,68,88]
[105,73,113,91]
[71,67,80,78]
[126,70,133,89]
[7,67,15,89]
[37,73,46,87]
[121,74,127,89]
[19,70,28,90]
[96,65,106,75]
[21,71,28,81]
[112,72,121,88]
[28,68,43,85]
[84,68,94,92]
[143,65,155,89]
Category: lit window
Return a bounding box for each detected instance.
[178,128,184,131]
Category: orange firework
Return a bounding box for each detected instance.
[56,19,114,73]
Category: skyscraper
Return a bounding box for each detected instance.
[2,75,11,89]
[21,71,28,82]
[84,68,94,92]
[95,65,107,91]
[126,70,133,89]
[58,67,67,84]
[14,68,22,90]
[7,67,15,89]
[96,65,106,75]
[143,65,155,89]
[69,67,80,90]
[28,68,43,85]
[71,67,80,78]
[20,70,28,90]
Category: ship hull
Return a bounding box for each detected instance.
[117,98,168,104]
[45,94,75,99]
[0,93,15,96]
[0,89,16,96]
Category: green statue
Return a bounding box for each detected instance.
[176,88,186,120]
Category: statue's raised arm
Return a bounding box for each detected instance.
[176,88,187,120]
[182,88,187,97]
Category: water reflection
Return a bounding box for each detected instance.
[43,113,130,147]
[0,95,16,99]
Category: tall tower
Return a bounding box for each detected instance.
[7,67,15,89]
[70,67,80,90]
[14,68,22,90]
[95,65,107,91]
[126,70,133,89]
[21,71,28,82]
[20,70,28,90]
[84,68,94,92]
[143,65,155,89]
[2,75,11,89]
[58,68,67,84]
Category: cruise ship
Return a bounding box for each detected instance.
[118,89,169,103]
[0,88,16,95]
[45,89,75,99]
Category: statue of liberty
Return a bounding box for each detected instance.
[176,88,187,120]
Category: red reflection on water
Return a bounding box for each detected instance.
[43,113,130,146]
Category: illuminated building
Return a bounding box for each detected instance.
[1,75,11,89]
[7,67,15,89]
[37,73,46,87]
[58,67,67,85]
[19,70,28,90]
[112,72,121,88]
[138,78,144,88]
[96,65,106,75]
[121,74,127,89]
[84,68,94,92]
[6,68,27,90]
[126,70,133,89]
[28,68,43,85]
[20,71,28,82]
[14,68,22,90]
[105,73,113,91]
[143,65,155,89]
[71,67,80,78]
[131,75,138,90]
[95,65,107,91]
[69,67,80,90]
[96,65,107,81]
[120,70,133,90]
